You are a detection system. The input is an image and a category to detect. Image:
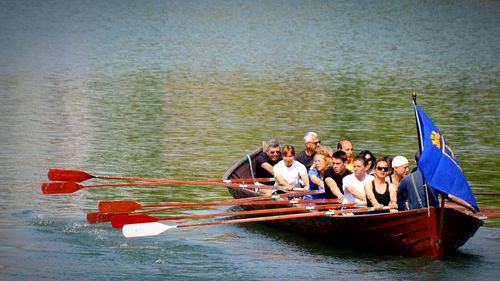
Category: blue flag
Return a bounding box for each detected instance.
[414,104,479,211]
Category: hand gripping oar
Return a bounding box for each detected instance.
[111,203,354,228]
[47,168,273,184]
[99,198,342,213]
[41,180,281,195]
[86,189,326,224]
[122,206,377,238]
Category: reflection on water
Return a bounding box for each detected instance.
[1,0,499,280]
[84,66,499,196]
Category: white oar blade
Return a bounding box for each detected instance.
[122,222,176,238]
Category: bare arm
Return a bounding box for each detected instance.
[309,174,324,188]
[345,185,367,204]
[364,182,383,210]
[325,177,343,199]
[388,183,398,211]
[261,162,274,176]
[275,175,294,191]
[300,172,309,191]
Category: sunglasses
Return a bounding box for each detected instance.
[308,141,321,145]
[269,151,281,155]
[376,166,389,172]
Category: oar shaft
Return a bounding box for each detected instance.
[134,190,328,210]
[176,207,375,228]
[90,175,274,184]
[48,168,273,183]
[80,180,277,189]
[89,190,326,224]
[122,207,381,237]
[42,179,299,195]
[158,206,310,220]
[142,198,341,208]
[446,202,500,212]
[98,198,341,213]
[177,212,323,228]
[474,192,500,196]
[477,213,500,220]
[111,203,349,228]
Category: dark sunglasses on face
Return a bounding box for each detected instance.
[309,141,321,145]
[376,166,389,172]
[269,151,281,155]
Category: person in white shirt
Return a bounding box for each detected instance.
[342,157,374,205]
[274,144,309,191]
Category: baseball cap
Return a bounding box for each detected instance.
[392,155,409,168]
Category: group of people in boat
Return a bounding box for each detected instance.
[255,132,440,212]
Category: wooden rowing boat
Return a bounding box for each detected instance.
[223,148,484,259]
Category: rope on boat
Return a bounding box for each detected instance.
[245,154,257,192]
[246,154,255,180]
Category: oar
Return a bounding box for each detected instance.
[444,202,500,220]
[41,180,281,195]
[473,212,500,220]
[111,203,353,228]
[86,189,326,224]
[474,192,500,196]
[445,202,500,213]
[122,206,379,238]
[484,213,500,219]
[88,195,269,224]
[87,212,129,224]
[47,168,273,184]
[88,194,280,224]
[99,198,342,213]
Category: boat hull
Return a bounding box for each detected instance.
[223,148,483,259]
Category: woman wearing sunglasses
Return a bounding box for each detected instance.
[364,159,398,212]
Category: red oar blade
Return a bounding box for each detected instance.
[41,182,83,194]
[86,212,128,224]
[111,214,159,228]
[48,169,94,182]
[98,201,142,213]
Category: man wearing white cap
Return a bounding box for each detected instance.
[397,151,439,210]
[386,155,409,187]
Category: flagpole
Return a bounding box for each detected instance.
[413,92,445,258]
[412,92,430,210]
[412,91,423,154]
[413,91,433,206]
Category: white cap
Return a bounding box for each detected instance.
[392,156,409,168]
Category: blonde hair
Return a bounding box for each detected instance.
[315,150,333,166]
[318,145,333,157]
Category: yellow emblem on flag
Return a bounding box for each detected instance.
[431,131,441,149]
[430,130,460,170]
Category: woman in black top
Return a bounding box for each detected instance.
[364,159,398,212]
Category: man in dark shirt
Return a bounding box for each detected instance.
[255,140,281,185]
[324,150,352,199]
[397,151,439,210]
[295,132,321,170]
